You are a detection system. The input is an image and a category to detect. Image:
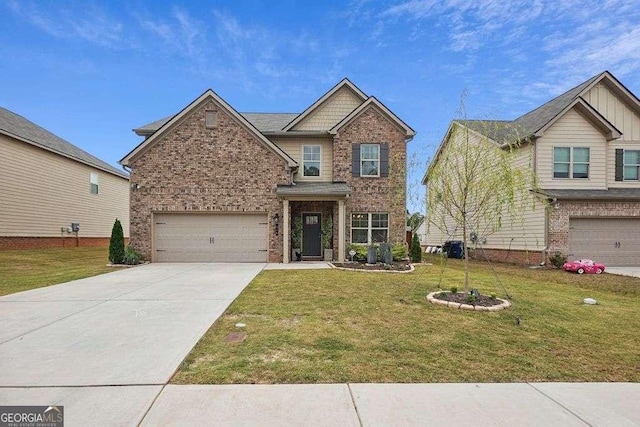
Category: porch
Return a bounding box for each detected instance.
[276,182,350,263]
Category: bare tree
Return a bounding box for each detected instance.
[424,102,538,292]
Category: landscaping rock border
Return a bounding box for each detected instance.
[329,262,415,273]
[426,291,511,311]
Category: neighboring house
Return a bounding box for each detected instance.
[413,218,427,248]
[422,71,640,266]
[0,107,130,249]
[120,79,415,262]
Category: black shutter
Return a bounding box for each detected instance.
[352,144,361,176]
[380,143,389,177]
[615,149,624,181]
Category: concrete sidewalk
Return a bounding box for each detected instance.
[1,382,636,426]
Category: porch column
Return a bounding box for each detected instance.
[283,199,289,263]
[338,199,345,262]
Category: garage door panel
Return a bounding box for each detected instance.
[569,218,640,266]
[154,214,268,263]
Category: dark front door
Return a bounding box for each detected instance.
[302,213,322,257]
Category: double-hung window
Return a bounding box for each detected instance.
[553,147,589,179]
[351,213,388,244]
[360,144,380,177]
[624,150,640,181]
[302,145,321,177]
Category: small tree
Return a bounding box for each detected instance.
[109,219,125,264]
[425,97,537,292]
[410,233,422,262]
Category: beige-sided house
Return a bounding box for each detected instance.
[120,79,415,262]
[0,107,130,249]
[423,71,640,266]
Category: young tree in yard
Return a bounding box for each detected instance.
[410,232,422,263]
[109,219,125,264]
[424,113,537,293]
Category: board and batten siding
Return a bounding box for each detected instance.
[292,87,363,131]
[585,82,640,141]
[535,108,608,190]
[271,137,334,182]
[425,129,546,251]
[0,134,129,237]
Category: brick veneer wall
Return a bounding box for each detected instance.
[128,99,291,262]
[290,201,338,258]
[333,106,407,254]
[467,247,544,265]
[548,199,640,257]
[0,236,124,250]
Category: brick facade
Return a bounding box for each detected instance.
[128,100,291,262]
[334,106,407,253]
[548,200,640,257]
[467,247,545,265]
[0,236,122,250]
[290,201,338,258]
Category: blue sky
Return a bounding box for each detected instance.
[2,0,640,212]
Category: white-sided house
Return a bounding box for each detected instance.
[0,107,130,249]
[423,71,640,266]
[413,218,428,248]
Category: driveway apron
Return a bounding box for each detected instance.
[0,263,264,387]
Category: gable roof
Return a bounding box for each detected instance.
[281,78,368,131]
[329,96,416,138]
[0,107,128,179]
[464,71,635,145]
[133,112,299,136]
[120,90,297,168]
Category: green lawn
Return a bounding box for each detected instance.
[0,247,112,296]
[173,255,640,384]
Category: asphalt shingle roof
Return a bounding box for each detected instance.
[459,72,604,144]
[134,112,300,135]
[276,182,351,196]
[539,188,640,200]
[0,107,128,178]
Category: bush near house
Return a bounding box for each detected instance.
[108,219,125,264]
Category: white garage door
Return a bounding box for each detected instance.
[154,213,268,262]
[569,218,640,266]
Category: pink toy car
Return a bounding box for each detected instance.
[562,259,605,274]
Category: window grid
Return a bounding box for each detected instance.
[351,213,389,244]
[303,145,321,177]
[90,173,99,195]
[624,150,640,181]
[360,144,380,177]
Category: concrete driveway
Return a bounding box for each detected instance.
[0,263,264,387]
[606,266,640,278]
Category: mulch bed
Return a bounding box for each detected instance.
[435,292,504,307]
[331,262,412,271]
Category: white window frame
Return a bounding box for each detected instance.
[90,173,99,195]
[623,149,640,181]
[350,212,389,244]
[553,147,590,179]
[360,144,380,177]
[205,110,217,128]
[302,145,322,178]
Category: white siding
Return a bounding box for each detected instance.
[0,134,130,237]
[536,108,608,190]
[585,82,640,141]
[293,87,363,131]
[271,137,333,182]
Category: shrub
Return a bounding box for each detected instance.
[108,219,125,264]
[392,243,407,261]
[450,286,458,294]
[123,246,142,265]
[490,292,497,300]
[549,252,567,268]
[346,244,367,262]
[410,233,422,262]
[466,293,477,303]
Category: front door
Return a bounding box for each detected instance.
[302,213,322,257]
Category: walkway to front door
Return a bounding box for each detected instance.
[302,213,322,257]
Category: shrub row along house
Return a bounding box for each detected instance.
[423,71,640,266]
[120,79,415,263]
[0,107,129,249]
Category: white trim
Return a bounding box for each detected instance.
[350,212,389,245]
[301,144,322,179]
[360,143,380,177]
[329,96,416,137]
[120,89,297,168]
[552,146,590,180]
[623,149,640,181]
